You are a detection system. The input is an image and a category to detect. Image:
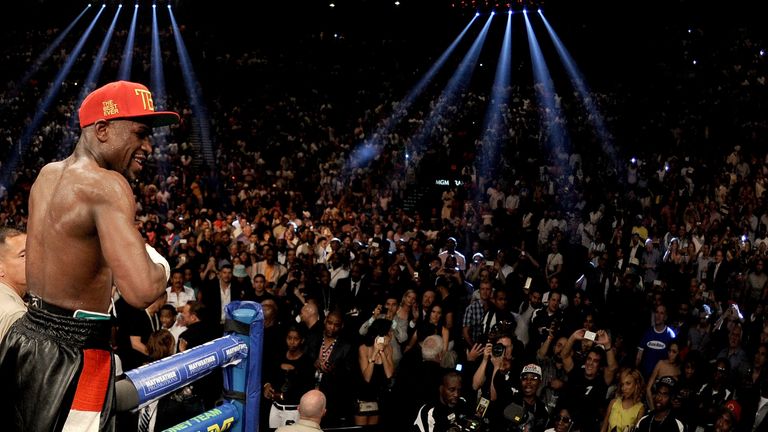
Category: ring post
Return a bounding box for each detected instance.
[223,301,263,432]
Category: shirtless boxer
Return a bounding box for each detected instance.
[0,81,178,431]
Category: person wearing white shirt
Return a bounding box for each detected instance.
[165,268,195,312]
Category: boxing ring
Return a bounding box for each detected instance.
[116,301,263,432]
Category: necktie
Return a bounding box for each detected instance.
[138,405,152,432]
[352,281,358,296]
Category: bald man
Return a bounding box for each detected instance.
[276,389,327,431]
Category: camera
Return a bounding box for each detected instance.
[447,398,486,432]
[492,343,506,357]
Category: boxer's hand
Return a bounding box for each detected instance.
[145,244,171,282]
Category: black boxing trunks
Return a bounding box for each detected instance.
[0,306,115,432]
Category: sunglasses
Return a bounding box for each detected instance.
[556,415,573,424]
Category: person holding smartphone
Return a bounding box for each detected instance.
[355,319,395,427]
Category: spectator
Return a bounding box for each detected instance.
[355,318,395,427]
[275,389,327,432]
[413,371,465,432]
[0,227,26,340]
[635,376,686,432]
[602,368,645,432]
[645,340,681,406]
[263,326,315,429]
[166,268,195,311]
[636,304,677,379]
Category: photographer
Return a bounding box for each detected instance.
[471,335,522,425]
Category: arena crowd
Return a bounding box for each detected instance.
[1,3,768,432]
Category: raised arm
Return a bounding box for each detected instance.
[94,174,168,308]
[562,328,586,373]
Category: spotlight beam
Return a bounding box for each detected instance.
[478,11,513,181]
[409,14,494,162]
[167,6,215,170]
[523,10,570,160]
[0,6,107,189]
[1,5,91,111]
[344,14,479,172]
[117,3,139,80]
[150,0,171,169]
[538,11,618,169]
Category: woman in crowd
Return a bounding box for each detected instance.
[262,326,315,430]
[355,319,395,427]
[645,339,681,405]
[404,303,451,355]
[601,368,645,432]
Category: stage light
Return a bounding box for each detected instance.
[118,4,122,8]
[394,1,400,5]
[476,12,480,16]
[329,2,335,8]
[491,11,495,15]
[760,49,765,57]
[538,8,542,13]
[692,59,697,65]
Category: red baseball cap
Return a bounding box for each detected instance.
[78,81,180,128]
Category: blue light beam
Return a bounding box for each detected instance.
[344,14,479,171]
[409,14,494,159]
[117,3,139,80]
[0,6,106,189]
[168,6,215,170]
[538,11,618,169]
[478,11,513,180]
[523,10,570,157]
[1,5,91,110]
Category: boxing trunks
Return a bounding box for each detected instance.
[0,305,115,431]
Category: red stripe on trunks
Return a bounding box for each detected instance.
[70,349,112,412]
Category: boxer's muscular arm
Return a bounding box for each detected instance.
[93,172,167,308]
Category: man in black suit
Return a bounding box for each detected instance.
[314,311,354,427]
[706,248,729,302]
[199,263,247,330]
[335,263,372,344]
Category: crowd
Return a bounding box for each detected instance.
[1,4,768,432]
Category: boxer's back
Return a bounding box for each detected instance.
[27,158,129,313]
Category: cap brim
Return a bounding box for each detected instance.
[131,111,180,128]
